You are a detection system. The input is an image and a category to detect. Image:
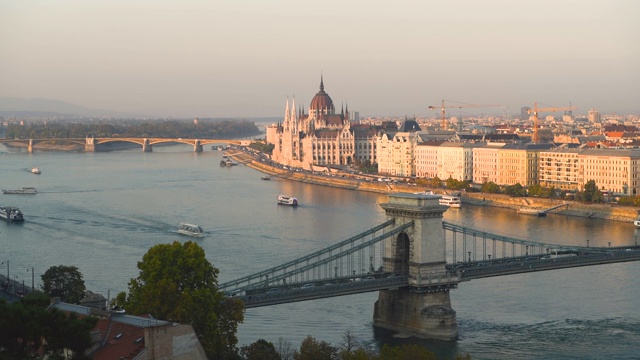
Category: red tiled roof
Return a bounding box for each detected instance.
[91,320,145,360]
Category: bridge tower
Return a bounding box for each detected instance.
[373,193,458,341]
[85,136,95,152]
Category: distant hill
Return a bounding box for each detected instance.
[0,97,142,119]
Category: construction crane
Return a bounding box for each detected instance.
[427,100,502,130]
[528,102,576,143]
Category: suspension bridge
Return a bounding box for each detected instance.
[220,193,640,340]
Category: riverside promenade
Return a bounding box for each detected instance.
[229,150,639,223]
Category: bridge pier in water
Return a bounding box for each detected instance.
[27,139,34,153]
[142,138,152,152]
[84,136,95,152]
[193,140,203,152]
[373,193,458,341]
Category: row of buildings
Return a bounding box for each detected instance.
[266,78,640,196]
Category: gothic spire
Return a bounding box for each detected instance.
[319,73,324,92]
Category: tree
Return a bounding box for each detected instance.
[481,181,500,194]
[378,343,438,360]
[294,336,337,360]
[41,265,86,304]
[122,241,244,359]
[504,183,526,197]
[429,176,443,188]
[240,339,281,360]
[580,180,604,203]
[0,292,97,359]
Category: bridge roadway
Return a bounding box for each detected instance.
[230,247,640,308]
[235,275,409,308]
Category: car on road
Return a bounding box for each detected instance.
[300,283,315,289]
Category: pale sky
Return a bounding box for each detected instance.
[1,0,638,118]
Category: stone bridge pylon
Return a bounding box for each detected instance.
[373,193,458,340]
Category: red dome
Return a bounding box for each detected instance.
[309,76,334,114]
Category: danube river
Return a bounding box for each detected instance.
[1,145,639,359]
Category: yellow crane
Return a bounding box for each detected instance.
[428,100,502,130]
[528,102,576,143]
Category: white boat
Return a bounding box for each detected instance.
[439,195,461,208]
[3,187,37,195]
[634,214,640,228]
[31,167,41,174]
[277,194,298,207]
[261,175,271,180]
[0,206,25,223]
[175,223,206,238]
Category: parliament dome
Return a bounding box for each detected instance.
[309,76,335,114]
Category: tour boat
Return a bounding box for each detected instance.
[0,206,25,223]
[277,195,298,207]
[439,195,461,208]
[2,187,38,195]
[31,167,41,174]
[175,223,206,238]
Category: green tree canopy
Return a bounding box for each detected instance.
[481,181,501,194]
[0,292,97,359]
[429,176,443,188]
[240,338,281,360]
[121,241,244,359]
[504,183,526,197]
[579,180,604,203]
[41,265,86,304]
[294,336,337,360]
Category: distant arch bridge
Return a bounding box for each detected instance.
[1,137,244,153]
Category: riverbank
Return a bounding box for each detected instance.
[230,150,639,223]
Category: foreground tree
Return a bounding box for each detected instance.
[121,241,244,359]
[41,265,86,304]
[240,339,281,360]
[294,336,337,360]
[0,292,97,359]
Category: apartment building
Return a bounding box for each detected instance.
[539,147,582,191]
[415,140,444,178]
[438,142,476,181]
[578,148,640,196]
[498,143,554,186]
[472,143,504,184]
[377,131,419,177]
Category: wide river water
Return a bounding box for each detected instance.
[1,144,639,359]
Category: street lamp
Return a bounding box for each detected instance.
[468,251,471,262]
[525,245,529,256]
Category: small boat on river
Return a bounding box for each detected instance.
[174,223,206,238]
[277,194,298,207]
[0,206,25,222]
[3,187,37,195]
[634,213,640,227]
[261,175,271,181]
[31,167,41,174]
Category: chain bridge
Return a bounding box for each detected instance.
[221,193,640,340]
[1,137,242,153]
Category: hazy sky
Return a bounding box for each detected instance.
[1,0,638,118]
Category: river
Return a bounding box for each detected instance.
[1,144,639,359]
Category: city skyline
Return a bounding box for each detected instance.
[1,0,638,118]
